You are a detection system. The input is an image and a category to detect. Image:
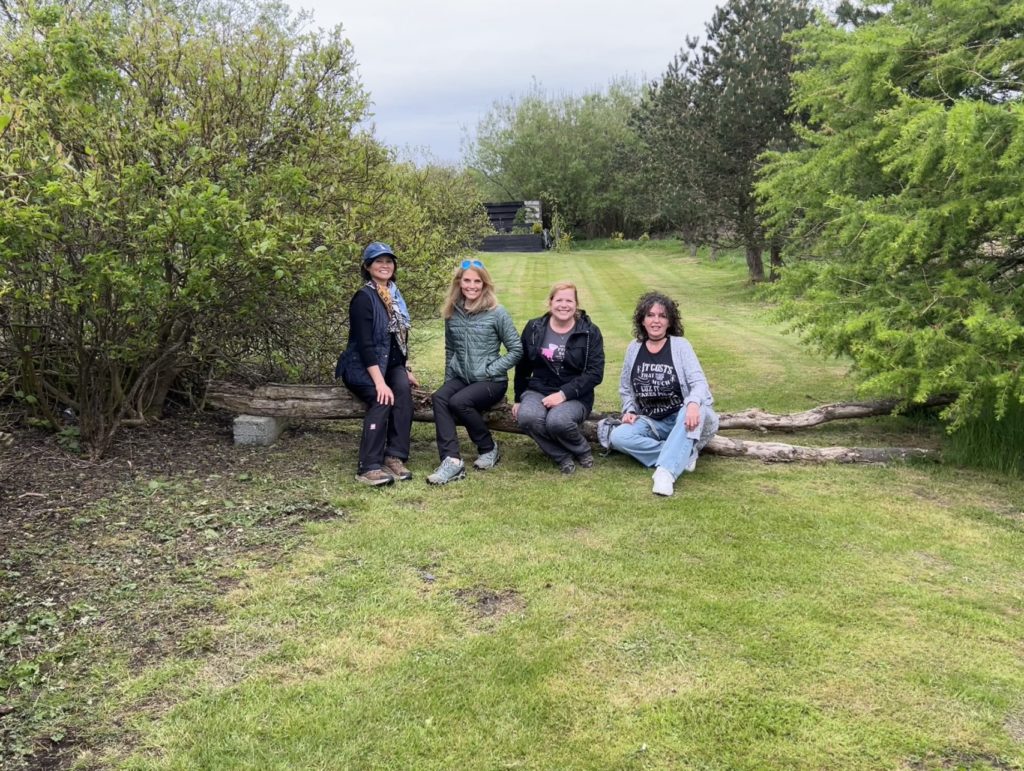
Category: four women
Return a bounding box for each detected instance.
[338,243,717,493]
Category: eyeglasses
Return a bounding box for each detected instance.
[461,259,484,270]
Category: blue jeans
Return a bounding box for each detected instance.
[608,411,695,479]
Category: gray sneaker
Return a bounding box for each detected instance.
[426,457,466,485]
[473,443,500,470]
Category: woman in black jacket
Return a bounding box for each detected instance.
[335,241,418,486]
[512,282,605,474]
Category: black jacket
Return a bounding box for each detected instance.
[335,285,403,388]
[513,311,604,412]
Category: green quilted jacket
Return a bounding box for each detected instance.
[444,303,523,383]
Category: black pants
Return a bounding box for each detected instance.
[347,365,412,473]
[432,378,507,460]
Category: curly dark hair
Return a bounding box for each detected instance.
[632,291,684,341]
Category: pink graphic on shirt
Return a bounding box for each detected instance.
[541,344,558,360]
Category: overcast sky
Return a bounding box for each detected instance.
[287,0,723,165]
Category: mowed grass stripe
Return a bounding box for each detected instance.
[114,245,1024,771]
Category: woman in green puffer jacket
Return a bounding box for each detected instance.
[426,259,523,486]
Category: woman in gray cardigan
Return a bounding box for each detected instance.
[427,259,522,485]
[608,291,718,496]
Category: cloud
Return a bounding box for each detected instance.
[291,0,722,163]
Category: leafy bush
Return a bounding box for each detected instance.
[0,0,489,457]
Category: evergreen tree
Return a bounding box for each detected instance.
[635,0,812,279]
[757,0,1024,426]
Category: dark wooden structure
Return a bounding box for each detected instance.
[480,200,545,253]
[483,201,529,232]
[481,234,545,252]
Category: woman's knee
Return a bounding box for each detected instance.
[547,409,582,437]
[516,408,545,433]
[450,393,482,418]
[608,423,633,450]
[431,386,451,409]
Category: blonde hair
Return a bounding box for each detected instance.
[441,263,498,319]
[548,281,579,304]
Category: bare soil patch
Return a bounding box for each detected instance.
[0,411,348,770]
[453,587,526,622]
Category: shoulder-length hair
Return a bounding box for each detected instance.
[441,261,498,319]
[632,291,684,341]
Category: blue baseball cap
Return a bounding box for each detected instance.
[362,241,397,264]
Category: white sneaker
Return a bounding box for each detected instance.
[652,466,675,496]
[685,448,698,473]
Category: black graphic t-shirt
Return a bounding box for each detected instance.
[540,323,572,367]
[631,343,683,419]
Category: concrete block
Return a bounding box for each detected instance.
[233,415,287,446]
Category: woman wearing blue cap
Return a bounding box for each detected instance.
[336,242,417,486]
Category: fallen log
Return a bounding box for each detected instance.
[703,435,936,464]
[718,395,954,431]
[206,381,941,463]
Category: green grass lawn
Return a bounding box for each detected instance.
[83,244,1024,768]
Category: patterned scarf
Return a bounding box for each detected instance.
[369,280,410,356]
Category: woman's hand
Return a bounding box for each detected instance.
[622,412,638,425]
[684,402,700,431]
[375,382,395,405]
[407,369,419,387]
[511,402,520,419]
[541,391,566,409]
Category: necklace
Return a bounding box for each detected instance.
[646,336,667,353]
[550,322,574,344]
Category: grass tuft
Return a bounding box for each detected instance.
[945,395,1024,477]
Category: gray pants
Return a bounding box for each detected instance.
[516,390,590,463]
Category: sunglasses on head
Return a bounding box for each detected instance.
[461,259,484,270]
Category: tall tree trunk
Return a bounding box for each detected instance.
[745,243,765,282]
[769,241,784,281]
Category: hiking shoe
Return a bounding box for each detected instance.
[576,450,594,468]
[473,443,500,470]
[426,457,466,485]
[383,455,413,481]
[685,448,698,474]
[356,468,394,487]
[559,457,576,475]
[652,466,675,496]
